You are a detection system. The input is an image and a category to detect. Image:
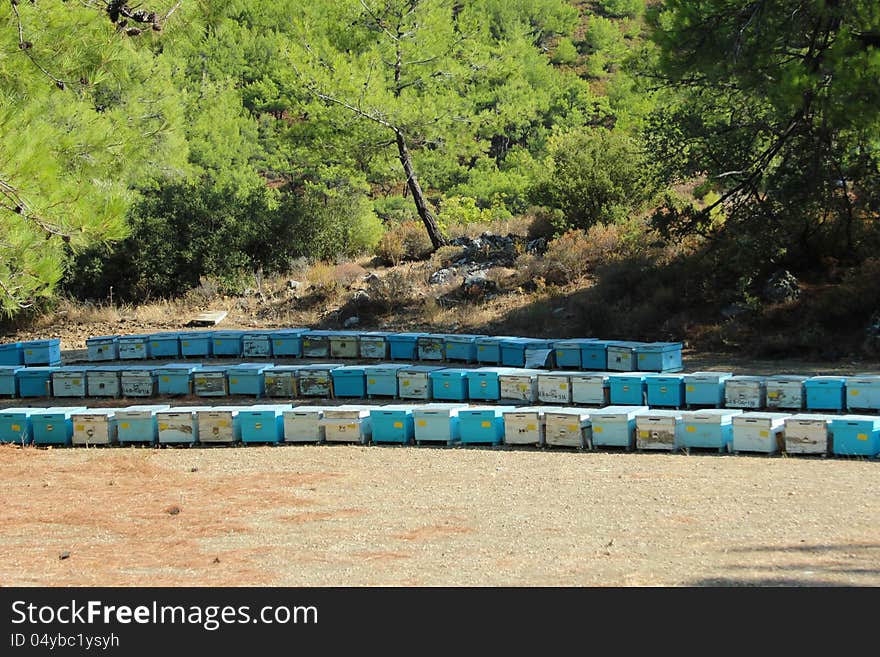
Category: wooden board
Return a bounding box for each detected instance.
[188,310,228,326]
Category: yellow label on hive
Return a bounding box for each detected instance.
[136,344,143,349]
[393,421,403,429]
[568,424,578,432]
[767,391,779,399]
[518,383,528,391]
[275,340,282,345]
[686,426,695,432]
[526,424,536,431]
[11,424,20,431]
[481,421,491,428]
[417,420,426,427]
[72,379,81,385]
[26,350,32,355]
[230,378,238,384]
[639,430,649,438]
[560,383,568,390]
[660,386,667,393]
[444,382,450,388]
[158,423,168,431]
[182,341,189,346]
[639,354,645,360]
[195,378,206,385]
[152,342,160,347]
[556,350,563,357]
[303,340,311,346]
[759,430,769,437]
[850,389,860,396]
[622,385,630,392]
[480,381,487,387]
[218,420,228,428]
[120,422,130,429]
[255,423,262,430]
[686,385,695,392]
[478,345,485,350]
[402,379,410,386]
[265,377,275,385]
[593,426,603,433]
[161,376,170,382]
[857,433,868,441]
[346,423,357,430]
[368,379,376,385]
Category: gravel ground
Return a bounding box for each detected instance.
[1,444,877,587]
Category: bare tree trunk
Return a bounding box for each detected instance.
[395,130,446,249]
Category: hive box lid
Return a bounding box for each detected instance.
[18,367,61,377]
[644,374,684,382]
[72,408,117,418]
[829,415,880,426]
[552,339,599,347]
[444,334,488,342]
[682,409,743,423]
[371,404,417,413]
[332,365,367,375]
[591,405,649,420]
[115,405,172,418]
[87,335,119,343]
[225,363,274,373]
[683,371,733,382]
[606,341,645,349]
[154,364,203,373]
[33,406,89,417]
[635,342,682,352]
[785,413,831,424]
[386,332,428,340]
[398,365,447,374]
[733,412,790,424]
[727,375,766,382]
[766,374,809,382]
[25,339,60,347]
[609,372,647,381]
[177,330,215,339]
[0,407,43,416]
[639,409,684,419]
[429,368,472,377]
[569,372,612,381]
[363,364,410,373]
[297,363,344,371]
[804,376,846,385]
[118,334,152,341]
[459,406,518,416]
[158,406,214,414]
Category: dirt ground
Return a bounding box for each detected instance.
[1,443,877,587]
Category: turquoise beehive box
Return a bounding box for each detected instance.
[0,407,39,444]
[580,340,611,370]
[331,365,368,398]
[645,374,685,407]
[117,334,151,359]
[31,406,87,445]
[0,342,24,366]
[430,368,470,401]
[412,403,469,445]
[0,365,23,396]
[679,409,742,452]
[804,376,846,411]
[635,342,683,372]
[830,415,880,457]
[844,375,880,412]
[23,339,62,366]
[475,336,514,364]
[387,332,426,360]
[227,363,272,397]
[148,332,180,359]
[552,339,597,369]
[212,330,247,357]
[178,331,214,358]
[500,338,553,367]
[683,371,732,407]
[589,405,648,449]
[116,404,170,444]
[271,329,308,357]
[608,373,647,406]
[466,367,519,401]
[364,364,409,398]
[458,406,516,445]
[51,366,91,397]
[239,404,291,443]
[86,335,119,361]
[155,363,201,396]
[444,334,486,363]
[370,405,416,444]
[18,366,59,397]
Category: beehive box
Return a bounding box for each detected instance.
[387,333,426,361]
[363,364,409,398]
[71,409,118,446]
[370,405,416,444]
[0,408,38,444]
[544,409,593,449]
[783,414,831,455]
[765,375,807,410]
[178,331,214,358]
[635,342,683,373]
[606,341,644,372]
[23,339,62,366]
[147,332,180,359]
[466,367,520,402]
[551,339,597,369]
[683,372,732,407]
[358,332,392,359]
[51,367,90,398]
[116,405,170,444]
[475,336,515,365]
[193,366,229,397]
[155,364,201,396]
[196,406,243,444]
[0,342,24,366]
[589,406,648,449]
[804,376,846,411]
[398,366,445,400]
[18,367,59,398]
[537,371,572,404]
[329,331,360,359]
[429,368,470,401]
[636,410,683,451]
[580,341,611,370]
[118,334,151,360]
[499,369,542,403]
[417,334,447,361]
[321,405,373,444]
[212,330,247,357]
[239,404,291,443]
[412,403,469,445]
[86,336,119,361]
[458,406,516,445]
[731,412,788,454]
[157,407,212,444]
[609,373,647,406]
[444,334,486,363]
[645,374,685,408]
[331,365,367,398]
[500,338,553,368]
[570,373,611,406]
[297,364,343,397]
[830,415,880,457]
[242,331,274,358]
[844,375,880,412]
[263,366,302,398]
[31,407,87,445]
[271,329,308,358]
[282,406,333,443]
[724,376,767,409]
[87,366,124,398]
[679,409,742,452]
[301,330,333,358]
[503,406,558,446]
[120,366,158,398]
[227,363,273,397]
[0,366,22,397]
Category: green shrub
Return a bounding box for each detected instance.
[551,37,579,65]
[375,221,434,266]
[598,0,644,19]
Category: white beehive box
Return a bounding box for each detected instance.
[71,409,118,446]
[157,406,212,444]
[544,409,593,449]
[498,369,542,403]
[764,375,807,410]
[321,405,373,444]
[196,407,242,444]
[731,412,788,454]
[783,414,831,455]
[120,368,158,398]
[724,376,767,409]
[537,371,572,404]
[282,406,332,443]
[636,410,683,451]
[570,373,611,406]
[397,366,442,400]
[502,406,558,446]
[589,406,648,449]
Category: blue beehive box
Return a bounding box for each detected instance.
[636,342,683,372]
[302,330,334,358]
[227,363,272,397]
[444,334,486,363]
[467,367,519,401]
[459,406,517,445]
[118,334,151,359]
[331,365,368,398]
[116,405,170,444]
[358,331,393,359]
[475,336,514,364]
[148,332,180,359]
[609,373,647,405]
[0,342,24,366]
[239,404,291,443]
[645,374,685,407]
[179,331,214,358]
[679,409,742,452]
[212,330,246,357]
[51,366,91,397]
[387,333,426,360]
[86,365,124,397]
[589,406,648,449]
[430,368,470,401]
[417,334,447,361]
[155,363,201,396]
[606,341,644,372]
[500,338,553,367]
[0,365,23,396]
[86,335,119,361]
[23,339,62,366]
[242,331,274,358]
[684,371,732,407]
[18,366,59,397]
[271,329,308,357]
[297,363,343,397]
[263,365,303,397]
[31,406,87,445]
[804,376,846,411]
[552,339,597,369]
[844,375,880,412]
[363,364,409,398]
[830,415,880,457]
[412,403,469,445]
[0,407,39,444]
[370,405,416,444]
[580,340,611,370]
